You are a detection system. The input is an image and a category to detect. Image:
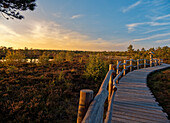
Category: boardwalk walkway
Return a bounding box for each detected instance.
[112,64,170,123]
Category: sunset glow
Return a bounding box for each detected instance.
[0,0,170,50]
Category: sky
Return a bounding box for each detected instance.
[0,0,170,51]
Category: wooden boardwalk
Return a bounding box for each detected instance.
[112,64,170,123]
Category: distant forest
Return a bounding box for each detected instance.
[0,45,169,62]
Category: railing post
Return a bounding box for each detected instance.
[108,64,113,103]
[158,58,161,65]
[116,60,119,75]
[130,59,132,72]
[137,59,139,69]
[144,59,146,68]
[150,55,153,67]
[155,59,157,66]
[77,89,93,123]
[123,60,126,76]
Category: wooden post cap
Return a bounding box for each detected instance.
[77,89,93,123]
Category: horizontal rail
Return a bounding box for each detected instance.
[78,57,163,123]
[125,60,131,62]
[120,63,126,65]
[116,61,121,69]
[104,87,117,123]
[82,70,115,123]
[139,63,144,66]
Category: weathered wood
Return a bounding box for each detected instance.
[112,64,170,123]
[123,60,126,75]
[137,59,139,69]
[116,60,121,75]
[130,59,132,72]
[82,89,108,123]
[77,58,167,123]
[82,69,115,123]
[158,58,161,65]
[108,64,113,103]
[144,59,146,68]
[150,54,153,67]
[155,59,157,66]
[104,86,117,123]
[77,89,93,123]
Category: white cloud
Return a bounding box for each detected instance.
[126,22,170,32]
[71,14,83,19]
[141,28,167,34]
[0,19,128,51]
[126,22,145,32]
[153,14,170,20]
[132,33,170,42]
[0,24,20,37]
[155,39,170,43]
[122,0,141,13]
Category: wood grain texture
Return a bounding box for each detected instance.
[112,64,170,123]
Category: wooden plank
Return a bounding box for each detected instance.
[111,64,170,123]
[112,113,157,123]
[113,104,168,118]
[113,102,164,114]
[113,106,168,120]
[112,111,169,123]
[114,101,162,110]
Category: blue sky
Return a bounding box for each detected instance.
[0,0,170,51]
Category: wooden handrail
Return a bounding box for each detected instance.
[77,57,162,123]
[82,70,115,123]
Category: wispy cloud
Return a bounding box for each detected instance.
[126,22,145,32]
[155,39,170,43]
[0,19,128,51]
[141,28,167,34]
[126,22,170,32]
[52,12,62,18]
[132,33,170,42]
[152,14,170,20]
[71,14,83,19]
[122,0,141,13]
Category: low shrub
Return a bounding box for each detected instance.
[84,55,107,81]
[38,52,49,65]
[4,50,26,66]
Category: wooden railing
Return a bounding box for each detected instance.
[77,58,163,123]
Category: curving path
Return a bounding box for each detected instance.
[112,64,170,123]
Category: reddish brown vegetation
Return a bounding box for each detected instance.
[147,68,170,119]
[0,61,104,122]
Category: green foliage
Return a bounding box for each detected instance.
[53,52,65,63]
[58,70,65,82]
[38,52,49,65]
[65,52,74,62]
[85,55,107,81]
[4,50,26,66]
[79,57,83,63]
[127,44,134,53]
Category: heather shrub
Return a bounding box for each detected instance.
[65,52,74,62]
[4,50,26,66]
[38,52,49,65]
[53,52,65,64]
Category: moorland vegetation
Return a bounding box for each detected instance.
[0,45,169,122]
